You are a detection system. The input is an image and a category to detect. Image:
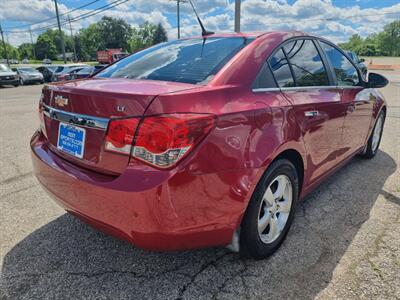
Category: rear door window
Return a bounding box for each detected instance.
[320,42,359,86]
[269,48,294,87]
[283,39,329,87]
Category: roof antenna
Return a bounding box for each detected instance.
[187,0,214,36]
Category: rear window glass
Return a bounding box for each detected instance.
[77,67,92,74]
[18,68,35,73]
[269,49,294,87]
[96,37,253,84]
[54,66,65,73]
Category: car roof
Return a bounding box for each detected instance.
[184,30,309,39]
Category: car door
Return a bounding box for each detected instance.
[270,39,347,184]
[319,41,373,160]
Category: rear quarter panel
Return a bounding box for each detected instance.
[143,83,307,231]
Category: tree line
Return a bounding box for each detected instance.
[338,21,399,57]
[0,16,168,61]
[2,19,398,61]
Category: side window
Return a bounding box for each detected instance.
[269,48,294,87]
[283,39,329,87]
[253,61,277,89]
[320,42,359,86]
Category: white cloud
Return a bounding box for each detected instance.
[1,0,399,46]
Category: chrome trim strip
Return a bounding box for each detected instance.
[339,86,363,89]
[252,87,281,93]
[280,86,337,91]
[42,104,109,130]
[252,85,363,93]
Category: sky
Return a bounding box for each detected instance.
[0,0,399,47]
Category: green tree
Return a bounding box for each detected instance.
[35,34,57,60]
[128,22,158,52]
[97,16,131,50]
[339,21,400,57]
[74,35,83,61]
[152,23,168,44]
[339,34,364,53]
[18,43,34,59]
[0,42,18,60]
[378,21,400,56]
[78,23,104,60]
[10,48,19,60]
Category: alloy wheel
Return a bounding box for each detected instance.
[372,114,384,152]
[258,175,293,244]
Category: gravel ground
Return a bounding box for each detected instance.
[0,72,399,299]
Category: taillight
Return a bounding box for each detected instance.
[105,118,140,155]
[104,114,215,168]
[132,114,215,168]
[38,92,46,135]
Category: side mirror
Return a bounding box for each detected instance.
[366,72,388,88]
[359,58,365,63]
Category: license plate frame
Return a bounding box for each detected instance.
[57,122,86,159]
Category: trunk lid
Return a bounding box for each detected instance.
[41,78,197,175]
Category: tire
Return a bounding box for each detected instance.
[359,111,385,159]
[13,83,20,87]
[240,159,299,259]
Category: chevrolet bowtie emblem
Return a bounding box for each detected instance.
[54,95,69,107]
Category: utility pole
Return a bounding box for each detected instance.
[234,0,241,32]
[0,23,9,65]
[29,28,36,61]
[68,15,77,61]
[177,0,181,39]
[172,0,187,39]
[54,0,66,63]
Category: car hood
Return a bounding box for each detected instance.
[22,72,42,76]
[0,71,17,76]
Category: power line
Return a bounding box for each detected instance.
[3,0,129,33]
[243,11,400,27]
[3,0,102,30]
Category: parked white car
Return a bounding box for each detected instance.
[0,64,19,87]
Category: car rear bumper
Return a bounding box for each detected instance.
[0,78,18,85]
[24,78,43,83]
[31,130,253,251]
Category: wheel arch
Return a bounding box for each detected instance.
[381,105,387,117]
[229,147,306,253]
[271,149,305,197]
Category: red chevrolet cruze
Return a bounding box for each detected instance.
[31,31,388,259]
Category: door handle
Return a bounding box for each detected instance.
[305,111,319,118]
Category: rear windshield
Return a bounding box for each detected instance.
[96,37,253,84]
[18,68,36,73]
[54,66,65,73]
[77,67,92,74]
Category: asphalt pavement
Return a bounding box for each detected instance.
[0,73,399,299]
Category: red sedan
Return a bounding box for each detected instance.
[31,31,388,259]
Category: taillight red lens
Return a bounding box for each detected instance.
[38,92,46,136]
[105,118,140,155]
[132,114,215,168]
